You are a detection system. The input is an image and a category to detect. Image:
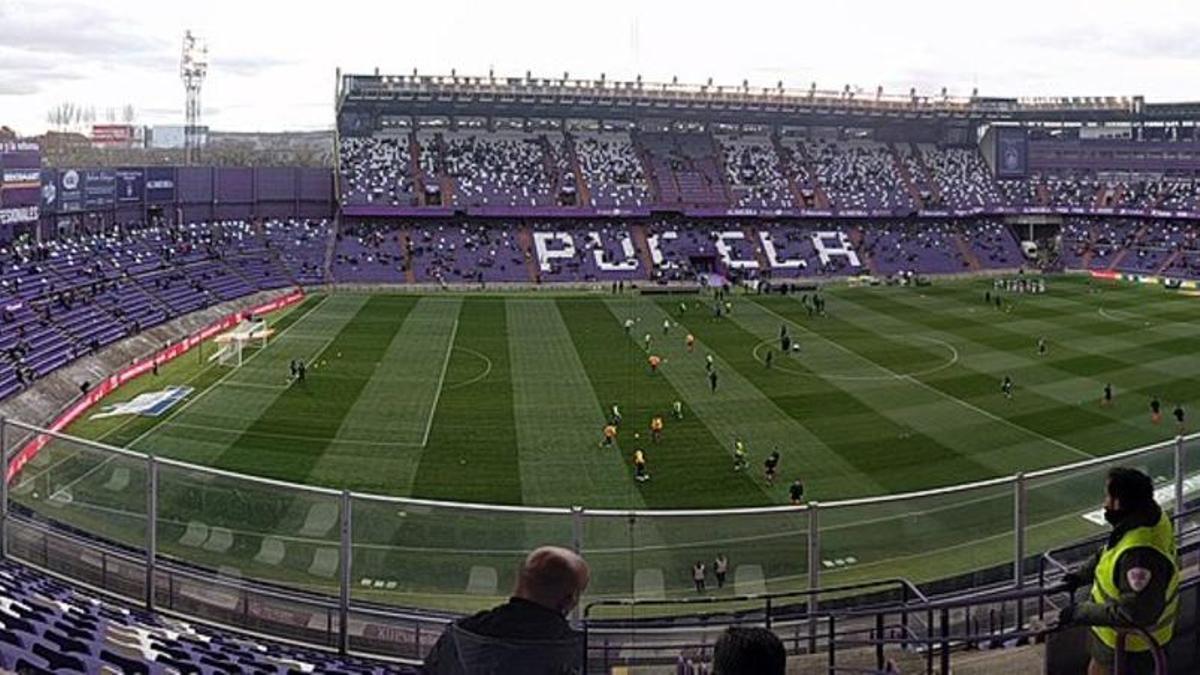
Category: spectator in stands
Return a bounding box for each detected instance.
[423,546,589,675]
[1058,467,1178,675]
[712,626,786,675]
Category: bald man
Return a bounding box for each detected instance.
[423,546,590,674]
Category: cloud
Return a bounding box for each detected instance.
[210,54,296,77]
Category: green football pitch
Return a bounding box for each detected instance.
[10,275,1200,611]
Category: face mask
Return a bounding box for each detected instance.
[1103,507,1122,525]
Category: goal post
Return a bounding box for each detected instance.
[211,319,274,368]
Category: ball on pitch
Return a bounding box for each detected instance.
[634,433,640,439]
[460,459,466,465]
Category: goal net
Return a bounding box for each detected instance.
[211,319,273,368]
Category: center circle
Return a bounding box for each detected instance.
[751,335,958,381]
[443,346,493,389]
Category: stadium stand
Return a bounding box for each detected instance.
[0,557,410,674]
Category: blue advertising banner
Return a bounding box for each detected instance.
[58,168,84,213]
[145,167,176,203]
[115,167,145,204]
[0,148,42,209]
[83,169,117,209]
[995,128,1028,178]
[39,169,57,213]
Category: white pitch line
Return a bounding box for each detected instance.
[420,318,459,448]
[155,419,424,448]
[48,295,331,502]
[755,300,1093,461]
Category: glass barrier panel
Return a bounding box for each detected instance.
[581,509,807,621]
[8,433,148,554]
[351,495,574,614]
[819,479,1016,591]
[1026,441,1177,566]
[155,462,342,598]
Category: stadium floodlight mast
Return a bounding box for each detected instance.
[180,30,208,165]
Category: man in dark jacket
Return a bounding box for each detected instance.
[1059,468,1178,675]
[423,546,590,675]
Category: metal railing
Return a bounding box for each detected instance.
[2,416,1198,666]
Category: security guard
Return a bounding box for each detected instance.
[1059,467,1178,675]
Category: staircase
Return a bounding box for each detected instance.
[952,233,983,272]
[434,134,457,205]
[909,143,942,205]
[743,224,770,271]
[1079,224,1097,269]
[770,135,809,208]
[630,131,663,204]
[540,135,563,202]
[890,142,925,209]
[1106,222,1149,271]
[399,229,416,283]
[324,216,340,282]
[849,226,880,276]
[710,134,734,205]
[630,224,656,280]
[563,133,592,207]
[791,140,832,209]
[408,134,427,204]
[516,225,540,283]
[1154,249,1181,277]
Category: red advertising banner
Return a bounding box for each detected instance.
[5,289,306,483]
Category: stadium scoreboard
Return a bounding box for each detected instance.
[0,142,41,225]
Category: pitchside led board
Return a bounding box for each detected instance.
[0,142,41,225]
[995,127,1029,178]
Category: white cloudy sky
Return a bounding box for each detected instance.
[1,0,1199,135]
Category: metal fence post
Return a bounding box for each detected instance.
[146,455,158,611]
[1014,473,1027,633]
[1014,473,1026,588]
[0,417,7,560]
[807,501,820,654]
[1174,436,1184,516]
[338,490,352,656]
[571,506,584,623]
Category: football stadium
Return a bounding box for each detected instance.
[2,7,1200,675]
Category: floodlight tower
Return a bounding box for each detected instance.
[180,30,208,165]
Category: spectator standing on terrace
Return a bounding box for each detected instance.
[714,554,729,589]
[712,626,785,675]
[1058,468,1178,675]
[423,546,589,675]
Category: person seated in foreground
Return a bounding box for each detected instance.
[712,626,786,675]
[423,545,590,675]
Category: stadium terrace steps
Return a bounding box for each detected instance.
[516,225,540,283]
[743,223,771,271]
[564,134,593,206]
[952,232,983,272]
[324,216,340,281]
[400,229,417,284]
[630,224,656,280]
[891,141,927,208]
[1155,249,1182,276]
[909,142,943,203]
[770,136,812,208]
[1105,221,1149,271]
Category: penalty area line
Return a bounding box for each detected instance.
[420,318,459,448]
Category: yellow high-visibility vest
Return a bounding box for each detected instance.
[1090,513,1178,652]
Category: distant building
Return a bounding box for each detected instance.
[91,125,142,149]
[149,125,206,150]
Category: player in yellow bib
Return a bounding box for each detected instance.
[633,449,649,482]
